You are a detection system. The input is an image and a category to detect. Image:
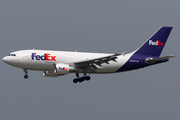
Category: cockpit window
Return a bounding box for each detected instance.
[8,54,16,56]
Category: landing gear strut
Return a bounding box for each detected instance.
[73,73,91,83]
[24,69,28,79]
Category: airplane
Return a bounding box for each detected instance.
[2,26,175,83]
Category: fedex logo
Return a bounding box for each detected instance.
[59,67,67,71]
[32,53,56,61]
[48,71,55,74]
[149,40,163,46]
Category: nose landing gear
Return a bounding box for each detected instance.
[23,69,28,79]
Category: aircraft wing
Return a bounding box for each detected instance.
[145,55,176,64]
[72,53,124,68]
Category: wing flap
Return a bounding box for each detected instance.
[72,53,123,67]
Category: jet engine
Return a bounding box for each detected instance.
[54,63,76,74]
[43,64,76,77]
[43,71,58,77]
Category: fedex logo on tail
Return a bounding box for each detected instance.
[149,40,163,46]
[32,53,56,61]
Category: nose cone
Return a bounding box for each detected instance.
[2,56,8,63]
[2,56,20,67]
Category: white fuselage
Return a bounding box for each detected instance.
[3,49,133,74]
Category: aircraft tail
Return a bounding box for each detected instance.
[133,27,173,57]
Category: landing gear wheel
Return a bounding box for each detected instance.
[73,73,91,83]
[73,78,78,83]
[81,77,86,81]
[78,78,84,83]
[85,76,91,81]
[24,75,28,79]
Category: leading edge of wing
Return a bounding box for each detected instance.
[70,52,124,67]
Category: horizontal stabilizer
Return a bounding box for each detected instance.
[145,55,176,64]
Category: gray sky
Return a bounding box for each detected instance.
[0,0,179,120]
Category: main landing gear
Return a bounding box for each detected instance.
[73,73,91,83]
[24,69,28,79]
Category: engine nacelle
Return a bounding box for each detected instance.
[54,63,72,75]
[43,64,76,77]
[43,71,58,77]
